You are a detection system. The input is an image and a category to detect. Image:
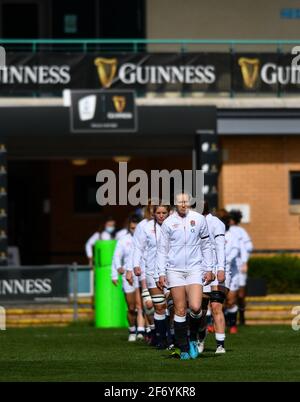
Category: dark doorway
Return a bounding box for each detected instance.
[7,160,50,265]
[2,3,39,38]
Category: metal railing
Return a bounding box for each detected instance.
[1,38,300,47]
[0,37,299,55]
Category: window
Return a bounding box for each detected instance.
[290,172,300,204]
[74,176,102,214]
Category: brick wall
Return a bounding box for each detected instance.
[219,136,300,251]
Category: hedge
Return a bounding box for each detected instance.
[248,255,300,294]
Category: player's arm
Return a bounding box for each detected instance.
[85,232,99,266]
[214,220,226,282]
[111,240,124,285]
[125,243,134,285]
[243,230,253,258]
[132,224,147,276]
[239,235,248,272]
[227,235,239,264]
[157,222,169,290]
[199,218,214,284]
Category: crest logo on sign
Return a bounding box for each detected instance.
[112,96,126,113]
[94,57,117,88]
[238,57,260,89]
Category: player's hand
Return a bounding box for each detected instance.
[126,270,133,285]
[158,275,167,291]
[241,263,248,273]
[134,266,142,276]
[203,271,214,286]
[118,267,125,275]
[217,270,225,283]
[112,279,118,286]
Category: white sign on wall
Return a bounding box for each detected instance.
[225,204,251,224]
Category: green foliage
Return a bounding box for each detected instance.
[249,255,300,293]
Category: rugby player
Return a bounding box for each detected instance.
[229,210,253,325]
[111,215,145,341]
[223,214,241,334]
[126,201,155,343]
[157,193,214,360]
[199,201,227,354]
[132,202,171,349]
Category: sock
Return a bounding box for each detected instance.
[137,326,145,334]
[238,300,246,324]
[149,324,156,345]
[224,309,229,326]
[146,326,151,335]
[189,310,202,341]
[227,305,238,327]
[198,314,207,341]
[165,314,173,345]
[154,313,167,346]
[206,309,213,326]
[174,314,189,352]
[215,332,225,348]
[198,327,207,342]
[129,325,136,334]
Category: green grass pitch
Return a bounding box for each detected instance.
[0,324,299,381]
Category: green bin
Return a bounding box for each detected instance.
[94,240,128,328]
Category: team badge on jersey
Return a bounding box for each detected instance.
[190,220,195,227]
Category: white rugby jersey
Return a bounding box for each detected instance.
[111,233,134,281]
[115,228,128,240]
[205,213,226,271]
[157,210,213,276]
[229,225,250,265]
[132,219,161,278]
[85,231,112,258]
[234,225,253,256]
[126,218,149,272]
[225,230,240,277]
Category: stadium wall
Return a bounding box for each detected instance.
[147,0,300,50]
[220,135,300,252]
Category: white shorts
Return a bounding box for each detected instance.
[228,273,239,292]
[146,273,158,289]
[167,270,203,289]
[203,284,211,294]
[203,268,229,293]
[208,273,225,289]
[238,272,247,287]
[122,273,139,294]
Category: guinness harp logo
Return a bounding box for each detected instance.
[94,57,117,88]
[238,57,260,89]
[112,96,126,112]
